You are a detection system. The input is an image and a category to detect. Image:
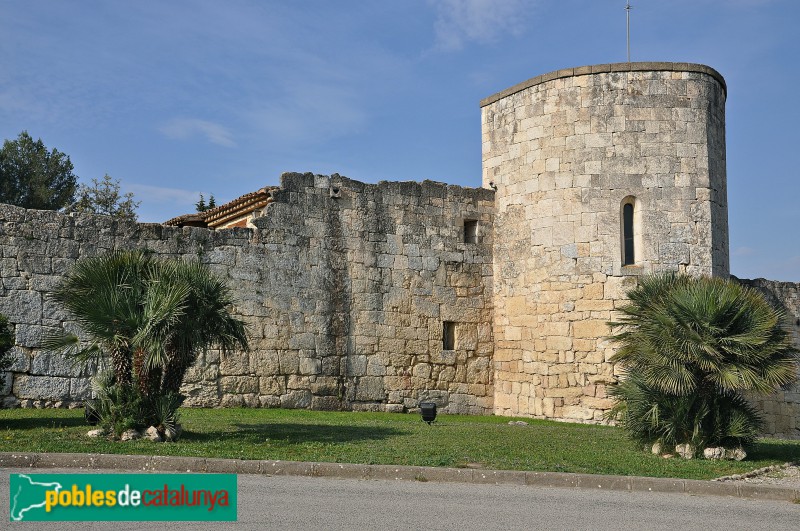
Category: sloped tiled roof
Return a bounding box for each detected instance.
[163,186,278,228]
[163,212,207,227]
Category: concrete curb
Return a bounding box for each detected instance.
[2,452,798,502]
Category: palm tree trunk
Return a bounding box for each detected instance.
[111,347,132,385]
[161,359,185,394]
[161,349,192,395]
[132,347,152,396]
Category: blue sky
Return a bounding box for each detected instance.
[1,1,798,281]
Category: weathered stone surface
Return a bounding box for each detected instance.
[0,63,796,439]
[220,351,250,375]
[120,429,141,441]
[484,64,737,425]
[259,395,280,408]
[675,443,695,459]
[14,324,53,348]
[13,375,71,400]
[311,395,342,411]
[31,350,84,377]
[703,447,724,460]
[181,382,220,407]
[0,291,41,324]
[280,390,312,409]
[354,377,385,401]
[253,351,280,374]
[702,446,747,461]
[220,376,258,394]
[145,426,162,442]
[0,173,494,416]
[69,377,92,400]
[727,447,746,461]
[6,348,30,372]
[258,376,285,396]
[2,396,20,408]
[651,442,662,455]
[299,357,321,375]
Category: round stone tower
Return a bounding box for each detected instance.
[482,62,729,421]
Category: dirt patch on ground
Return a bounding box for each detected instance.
[714,463,800,489]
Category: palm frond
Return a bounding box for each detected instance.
[39,331,105,368]
[607,273,797,450]
[50,250,250,430]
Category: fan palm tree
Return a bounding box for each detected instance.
[607,273,797,452]
[49,250,151,385]
[49,250,248,430]
[133,258,251,395]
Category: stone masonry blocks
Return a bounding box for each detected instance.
[482,62,732,422]
[0,172,495,415]
[0,62,796,438]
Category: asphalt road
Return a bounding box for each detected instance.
[2,468,798,530]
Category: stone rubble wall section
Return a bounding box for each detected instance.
[0,172,496,414]
[482,65,730,423]
[735,278,800,439]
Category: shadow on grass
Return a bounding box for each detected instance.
[0,416,86,431]
[181,423,408,445]
[749,440,800,462]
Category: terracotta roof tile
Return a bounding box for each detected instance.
[163,212,208,227]
[163,186,279,228]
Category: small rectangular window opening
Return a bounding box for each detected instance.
[443,321,456,350]
[464,220,478,244]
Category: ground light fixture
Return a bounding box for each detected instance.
[419,402,437,425]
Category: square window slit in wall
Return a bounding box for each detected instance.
[464,220,478,243]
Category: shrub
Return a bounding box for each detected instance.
[607,273,798,454]
[88,373,145,437]
[0,314,13,374]
[48,250,248,438]
[86,371,184,439]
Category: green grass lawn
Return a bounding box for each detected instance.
[1,407,798,480]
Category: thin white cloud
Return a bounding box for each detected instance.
[770,255,800,282]
[246,83,367,146]
[732,246,756,257]
[126,183,241,224]
[0,89,42,117]
[126,183,203,205]
[430,0,534,51]
[159,118,236,147]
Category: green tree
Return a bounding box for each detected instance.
[71,174,140,221]
[49,250,248,435]
[607,274,797,454]
[0,131,77,210]
[195,193,216,213]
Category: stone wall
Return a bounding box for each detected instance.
[0,173,496,414]
[482,63,730,422]
[735,277,800,439]
[1,61,797,440]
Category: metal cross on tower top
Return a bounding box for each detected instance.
[626,1,632,62]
